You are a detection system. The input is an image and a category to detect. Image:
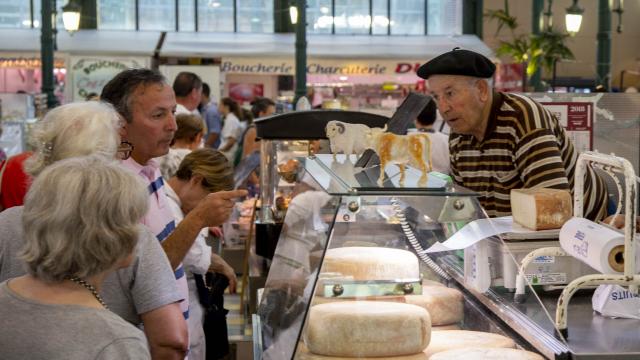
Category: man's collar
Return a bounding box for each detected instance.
[122,157,159,182]
[479,91,504,143]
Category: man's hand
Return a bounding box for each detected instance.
[210,253,238,294]
[191,189,248,228]
[603,214,640,233]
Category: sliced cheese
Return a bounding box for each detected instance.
[305,301,431,357]
[322,247,420,280]
[429,347,544,360]
[404,286,464,326]
[511,188,572,230]
[424,330,515,358]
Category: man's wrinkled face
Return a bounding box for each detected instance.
[123,83,177,164]
[427,75,488,138]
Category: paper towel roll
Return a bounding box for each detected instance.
[559,217,626,273]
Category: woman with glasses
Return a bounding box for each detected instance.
[164,148,237,360]
[0,155,151,359]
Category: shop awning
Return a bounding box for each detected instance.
[160,32,495,60]
[0,29,494,60]
[0,29,161,56]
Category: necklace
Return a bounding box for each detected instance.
[67,277,108,309]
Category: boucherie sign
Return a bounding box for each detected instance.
[221,57,424,76]
[69,56,149,101]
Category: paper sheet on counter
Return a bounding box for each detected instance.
[423,216,531,253]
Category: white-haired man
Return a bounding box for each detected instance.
[418,48,608,221]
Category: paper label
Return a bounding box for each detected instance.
[533,256,555,264]
[525,273,567,284]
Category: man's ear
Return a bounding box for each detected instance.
[476,79,490,102]
[189,174,204,187]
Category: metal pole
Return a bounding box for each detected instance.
[531,0,544,91]
[41,0,58,109]
[596,0,612,91]
[293,0,307,106]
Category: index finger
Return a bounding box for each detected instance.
[217,189,248,199]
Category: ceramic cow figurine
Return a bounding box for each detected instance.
[367,127,432,187]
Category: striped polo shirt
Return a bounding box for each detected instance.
[449,92,608,221]
[122,157,190,321]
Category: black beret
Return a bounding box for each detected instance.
[417,48,496,79]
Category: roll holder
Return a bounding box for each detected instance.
[512,151,637,339]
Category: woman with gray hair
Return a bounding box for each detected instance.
[0,155,151,358]
[0,101,187,359]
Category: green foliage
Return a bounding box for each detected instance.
[484,0,575,81]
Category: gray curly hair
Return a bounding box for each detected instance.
[20,155,148,282]
[24,101,122,177]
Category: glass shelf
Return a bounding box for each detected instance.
[304,154,479,196]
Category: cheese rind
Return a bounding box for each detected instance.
[511,188,572,230]
[432,324,462,331]
[296,343,428,360]
[429,347,544,360]
[424,330,516,358]
[322,247,420,280]
[305,301,431,357]
[404,286,464,326]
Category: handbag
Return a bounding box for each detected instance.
[194,272,230,360]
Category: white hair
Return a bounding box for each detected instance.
[25,101,121,177]
[20,155,148,282]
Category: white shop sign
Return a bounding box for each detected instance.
[69,56,149,102]
[220,57,425,76]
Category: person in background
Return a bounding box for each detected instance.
[418,48,608,221]
[0,101,185,359]
[0,156,151,359]
[0,151,31,211]
[165,148,237,360]
[242,97,276,158]
[217,97,243,162]
[414,100,450,174]
[173,71,203,116]
[201,83,223,149]
[101,69,247,356]
[158,113,205,181]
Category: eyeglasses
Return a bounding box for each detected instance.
[117,141,134,160]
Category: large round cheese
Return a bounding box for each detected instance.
[404,286,464,326]
[305,301,431,357]
[429,347,544,360]
[432,324,461,331]
[322,247,420,280]
[424,330,515,358]
[311,295,406,306]
[296,343,428,360]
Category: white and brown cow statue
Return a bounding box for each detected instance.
[325,120,374,161]
[367,127,433,187]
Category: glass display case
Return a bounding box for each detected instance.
[254,154,567,360]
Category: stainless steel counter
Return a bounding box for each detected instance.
[437,254,640,359]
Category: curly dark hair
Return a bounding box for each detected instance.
[100,68,167,123]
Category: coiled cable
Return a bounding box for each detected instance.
[390,197,451,280]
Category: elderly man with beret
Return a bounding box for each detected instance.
[418,48,608,221]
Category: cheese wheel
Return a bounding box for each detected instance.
[511,188,572,230]
[296,343,428,360]
[405,286,464,326]
[305,301,431,357]
[424,330,515,358]
[311,295,406,306]
[429,347,544,360]
[322,247,420,280]
[432,324,461,331]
